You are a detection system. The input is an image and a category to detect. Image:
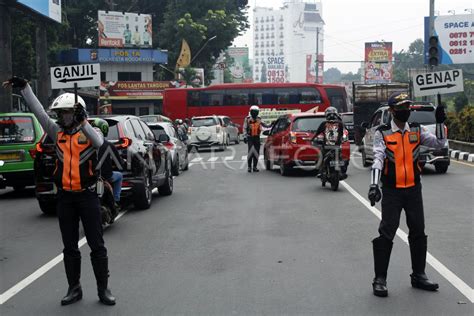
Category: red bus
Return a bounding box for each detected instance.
[162,83,348,131]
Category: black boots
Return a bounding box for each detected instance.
[372,236,393,297]
[91,257,116,305]
[61,257,82,305]
[409,235,439,291]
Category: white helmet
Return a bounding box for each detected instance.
[50,93,86,111]
[250,105,259,111]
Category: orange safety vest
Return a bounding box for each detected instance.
[54,130,98,191]
[379,123,421,189]
[246,117,262,137]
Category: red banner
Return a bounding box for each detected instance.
[100,81,172,100]
[306,54,324,83]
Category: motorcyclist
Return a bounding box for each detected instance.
[91,118,125,209]
[2,77,116,306]
[242,105,270,173]
[313,107,348,180]
[174,118,188,143]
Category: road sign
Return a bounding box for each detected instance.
[50,63,101,89]
[412,69,464,97]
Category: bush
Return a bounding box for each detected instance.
[446,106,474,142]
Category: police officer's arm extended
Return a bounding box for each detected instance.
[368,131,384,206]
[419,105,447,148]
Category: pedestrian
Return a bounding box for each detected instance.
[2,77,116,306]
[243,105,270,173]
[368,91,447,297]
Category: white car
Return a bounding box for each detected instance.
[218,116,240,145]
[188,115,227,151]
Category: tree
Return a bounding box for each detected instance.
[323,67,341,83]
[454,93,469,112]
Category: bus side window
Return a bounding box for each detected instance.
[299,88,322,104]
[207,90,225,106]
[188,91,201,106]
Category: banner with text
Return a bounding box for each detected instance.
[98,10,152,48]
[99,81,171,100]
[364,42,393,84]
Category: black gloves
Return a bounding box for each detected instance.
[435,105,447,124]
[243,136,248,144]
[73,104,87,123]
[368,184,382,206]
[2,76,28,89]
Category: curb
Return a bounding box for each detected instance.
[449,149,474,163]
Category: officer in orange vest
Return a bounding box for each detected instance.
[243,105,270,173]
[368,91,447,297]
[3,77,116,306]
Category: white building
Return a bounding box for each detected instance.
[253,0,324,83]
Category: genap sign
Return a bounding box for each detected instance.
[412,69,464,97]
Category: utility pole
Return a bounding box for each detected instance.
[36,19,50,108]
[429,0,442,106]
[0,0,12,113]
[315,27,319,83]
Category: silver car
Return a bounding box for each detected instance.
[147,122,189,175]
[188,115,227,151]
[218,116,240,145]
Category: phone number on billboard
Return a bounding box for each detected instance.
[447,32,473,55]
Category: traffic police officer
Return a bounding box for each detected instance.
[243,105,270,173]
[3,77,116,306]
[368,91,447,297]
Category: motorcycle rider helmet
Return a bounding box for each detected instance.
[325,107,340,122]
[90,118,109,137]
[175,118,183,125]
[49,93,86,128]
[250,105,259,119]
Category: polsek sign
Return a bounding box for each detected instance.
[51,64,101,89]
[412,69,464,97]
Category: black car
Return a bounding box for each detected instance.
[341,112,354,141]
[34,115,174,213]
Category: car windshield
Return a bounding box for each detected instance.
[149,126,167,139]
[408,110,436,125]
[0,116,35,145]
[292,117,325,132]
[342,115,353,124]
[192,118,217,127]
[104,120,120,141]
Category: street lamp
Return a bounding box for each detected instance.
[447,10,455,15]
[190,35,217,64]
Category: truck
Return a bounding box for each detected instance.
[352,82,410,146]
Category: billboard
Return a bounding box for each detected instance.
[364,42,393,84]
[306,54,324,83]
[424,15,474,65]
[266,56,286,83]
[99,81,172,100]
[58,49,168,64]
[226,47,252,83]
[98,10,152,48]
[17,0,61,23]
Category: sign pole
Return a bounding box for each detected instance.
[437,92,442,107]
[74,83,78,104]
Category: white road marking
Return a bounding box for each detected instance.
[259,155,264,160]
[0,209,128,305]
[241,155,247,160]
[224,156,234,161]
[340,181,474,303]
[208,157,219,162]
[190,157,203,163]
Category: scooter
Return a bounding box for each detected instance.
[313,136,345,191]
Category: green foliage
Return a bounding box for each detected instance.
[323,67,342,83]
[446,106,474,142]
[178,66,199,87]
[11,10,36,79]
[454,93,469,112]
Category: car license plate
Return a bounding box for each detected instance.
[0,152,21,161]
[330,160,345,167]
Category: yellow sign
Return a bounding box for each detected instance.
[176,39,191,69]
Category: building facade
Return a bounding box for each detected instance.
[253,0,324,83]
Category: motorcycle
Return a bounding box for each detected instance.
[313,135,345,191]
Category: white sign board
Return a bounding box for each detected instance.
[413,69,464,97]
[51,64,101,89]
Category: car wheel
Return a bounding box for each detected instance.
[158,157,173,196]
[38,200,57,215]
[434,162,449,174]
[172,155,180,176]
[264,150,273,170]
[361,145,371,167]
[279,159,291,176]
[134,167,152,210]
[183,152,189,171]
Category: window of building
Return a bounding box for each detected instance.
[118,72,141,81]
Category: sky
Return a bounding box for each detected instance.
[233,0,473,74]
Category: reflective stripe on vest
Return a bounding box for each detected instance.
[381,126,421,189]
[247,118,261,137]
[55,131,97,191]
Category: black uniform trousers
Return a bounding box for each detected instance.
[378,183,425,241]
[57,189,107,260]
[247,136,260,169]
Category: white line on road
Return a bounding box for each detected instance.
[224,156,234,161]
[208,157,219,162]
[340,181,474,303]
[241,155,247,160]
[0,210,128,305]
[190,157,203,163]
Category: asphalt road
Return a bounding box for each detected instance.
[0,143,472,315]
